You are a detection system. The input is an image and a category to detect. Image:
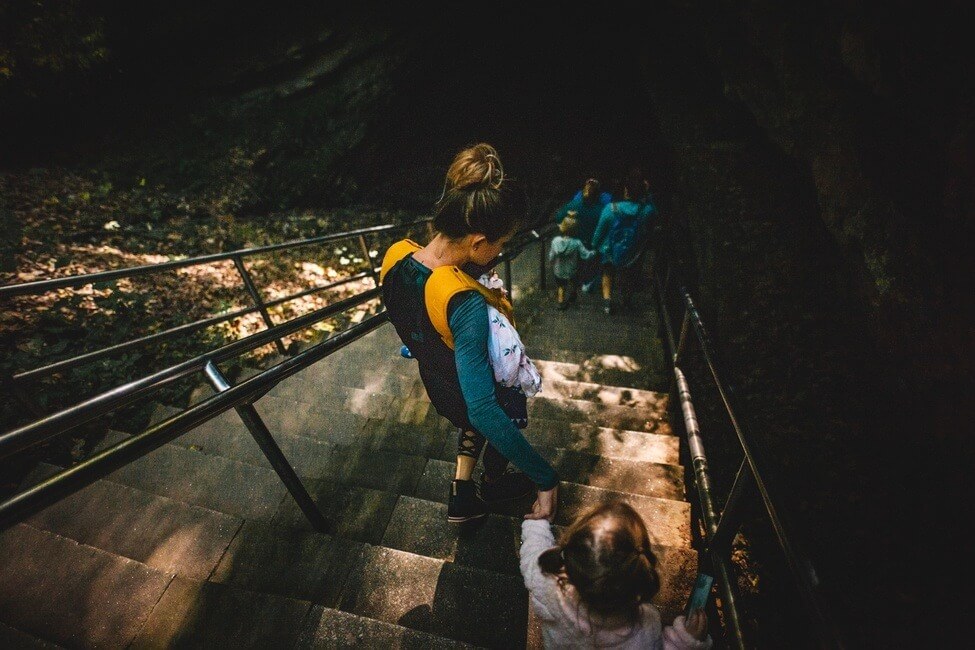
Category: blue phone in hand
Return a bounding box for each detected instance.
[685,572,714,617]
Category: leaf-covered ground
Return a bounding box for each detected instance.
[0,166,428,492]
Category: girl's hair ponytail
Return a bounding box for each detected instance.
[633,548,661,604]
[538,546,565,575]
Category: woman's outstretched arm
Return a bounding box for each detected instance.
[449,292,559,491]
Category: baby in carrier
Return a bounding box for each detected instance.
[476,269,542,428]
[399,267,542,428]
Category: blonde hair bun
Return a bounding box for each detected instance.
[445,143,504,191]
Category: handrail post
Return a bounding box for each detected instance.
[204,361,330,533]
[357,234,380,287]
[539,235,547,290]
[504,258,513,298]
[233,255,288,356]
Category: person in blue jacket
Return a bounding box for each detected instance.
[381,143,560,525]
[554,177,610,291]
[554,177,611,245]
[590,167,656,314]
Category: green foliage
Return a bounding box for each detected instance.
[0,0,108,88]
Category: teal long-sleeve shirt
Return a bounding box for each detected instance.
[448,292,559,490]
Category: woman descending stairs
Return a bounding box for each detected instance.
[0,277,697,649]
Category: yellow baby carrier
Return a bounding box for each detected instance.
[379,239,514,350]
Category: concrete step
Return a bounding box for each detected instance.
[271,357,425,399]
[187,383,450,438]
[155,406,684,501]
[538,376,668,412]
[381,495,524,577]
[152,406,429,497]
[85,430,399,546]
[208,521,364,607]
[129,577,311,649]
[186,385,677,466]
[536,445,684,501]
[243,368,669,444]
[89,431,290,521]
[268,349,672,422]
[338,545,528,648]
[412,458,691,550]
[0,621,63,649]
[533,356,662,391]
[0,524,174,649]
[528,394,666,434]
[520,417,679,465]
[165,397,450,462]
[267,477,400,546]
[296,606,478,649]
[254,386,450,432]
[419,435,682,500]
[20,462,241,581]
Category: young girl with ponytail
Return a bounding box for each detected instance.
[520,501,713,649]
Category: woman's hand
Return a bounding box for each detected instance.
[524,485,558,522]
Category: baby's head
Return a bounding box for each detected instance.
[559,212,578,236]
[539,501,660,623]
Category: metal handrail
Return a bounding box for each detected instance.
[0,221,552,534]
[0,220,430,298]
[0,288,380,459]
[3,217,432,382]
[11,271,373,383]
[0,315,388,531]
[653,252,847,649]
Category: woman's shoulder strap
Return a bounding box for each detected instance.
[379,239,422,283]
[425,266,514,349]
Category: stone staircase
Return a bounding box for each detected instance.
[0,277,696,649]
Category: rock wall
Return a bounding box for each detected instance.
[638,1,970,645]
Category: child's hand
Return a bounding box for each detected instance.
[524,485,558,522]
[684,609,708,640]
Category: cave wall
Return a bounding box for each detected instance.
[652,0,972,404]
[636,0,970,643]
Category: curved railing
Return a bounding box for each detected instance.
[651,246,848,649]
[0,218,554,533]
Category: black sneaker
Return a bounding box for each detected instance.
[479,470,535,503]
[447,479,488,523]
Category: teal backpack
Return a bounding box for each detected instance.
[607,200,653,267]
